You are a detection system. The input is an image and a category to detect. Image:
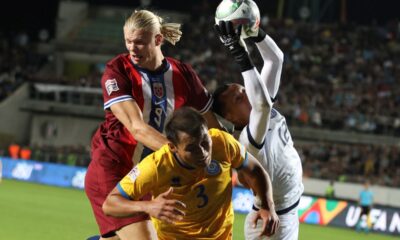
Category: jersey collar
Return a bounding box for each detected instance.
[173,153,196,170]
[131,58,170,75]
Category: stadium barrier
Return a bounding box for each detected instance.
[2,157,399,236]
[1,157,85,189]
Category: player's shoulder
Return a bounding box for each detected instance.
[152,145,173,164]
[209,128,237,145]
[209,128,227,138]
[271,108,281,119]
[138,146,173,175]
[165,56,183,66]
[166,57,193,72]
[105,53,130,70]
[107,53,129,65]
[270,108,287,126]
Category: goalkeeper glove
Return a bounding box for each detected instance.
[214,21,253,72]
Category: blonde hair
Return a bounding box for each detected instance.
[124,10,182,45]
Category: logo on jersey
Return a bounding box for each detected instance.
[105,78,119,95]
[127,166,140,182]
[153,82,164,98]
[271,108,278,118]
[206,160,221,176]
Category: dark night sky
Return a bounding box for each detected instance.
[1,0,399,39]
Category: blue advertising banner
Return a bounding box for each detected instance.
[1,157,86,189]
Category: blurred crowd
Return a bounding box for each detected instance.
[162,8,400,136]
[0,33,49,101]
[3,12,399,136]
[1,143,90,167]
[299,142,400,187]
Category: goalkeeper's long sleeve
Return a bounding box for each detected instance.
[241,67,272,147]
[255,34,284,100]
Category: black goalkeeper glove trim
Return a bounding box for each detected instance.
[249,28,267,43]
[214,21,254,72]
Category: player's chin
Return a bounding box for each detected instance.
[131,54,142,64]
[197,157,210,168]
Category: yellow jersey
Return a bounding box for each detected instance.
[117,129,248,240]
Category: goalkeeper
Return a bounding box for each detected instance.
[213,21,304,240]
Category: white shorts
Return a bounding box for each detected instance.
[244,206,299,240]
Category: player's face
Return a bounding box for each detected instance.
[172,126,212,169]
[220,84,251,129]
[124,28,162,69]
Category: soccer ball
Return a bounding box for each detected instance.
[215,0,260,39]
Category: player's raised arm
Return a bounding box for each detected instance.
[237,151,280,237]
[215,20,272,145]
[249,28,284,100]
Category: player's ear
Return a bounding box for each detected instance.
[155,33,163,46]
[168,142,178,153]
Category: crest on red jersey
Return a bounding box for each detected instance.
[153,82,164,98]
[105,78,119,95]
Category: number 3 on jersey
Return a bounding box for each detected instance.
[194,184,208,208]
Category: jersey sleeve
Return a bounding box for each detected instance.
[181,63,213,114]
[101,59,134,110]
[242,68,272,147]
[220,131,248,169]
[117,156,158,200]
[255,34,284,100]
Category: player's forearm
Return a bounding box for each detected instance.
[256,35,284,99]
[111,100,169,151]
[103,194,149,218]
[242,69,272,144]
[131,124,169,151]
[256,34,284,63]
[239,155,275,211]
[249,165,274,211]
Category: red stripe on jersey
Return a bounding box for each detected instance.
[169,60,186,110]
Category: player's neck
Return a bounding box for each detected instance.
[145,51,164,71]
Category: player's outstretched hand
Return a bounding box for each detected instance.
[214,20,253,72]
[214,20,242,49]
[148,187,186,224]
[249,208,280,237]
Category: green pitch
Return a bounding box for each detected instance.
[0,179,397,239]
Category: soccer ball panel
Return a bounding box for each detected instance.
[215,0,260,39]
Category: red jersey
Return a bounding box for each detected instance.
[98,54,212,163]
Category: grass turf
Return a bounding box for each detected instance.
[0,179,398,239]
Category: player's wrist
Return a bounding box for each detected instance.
[249,28,266,43]
[238,57,254,72]
[260,201,275,211]
[230,48,253,72]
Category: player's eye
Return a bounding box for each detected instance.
[235,95,242,103]
[201,141,209,149]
